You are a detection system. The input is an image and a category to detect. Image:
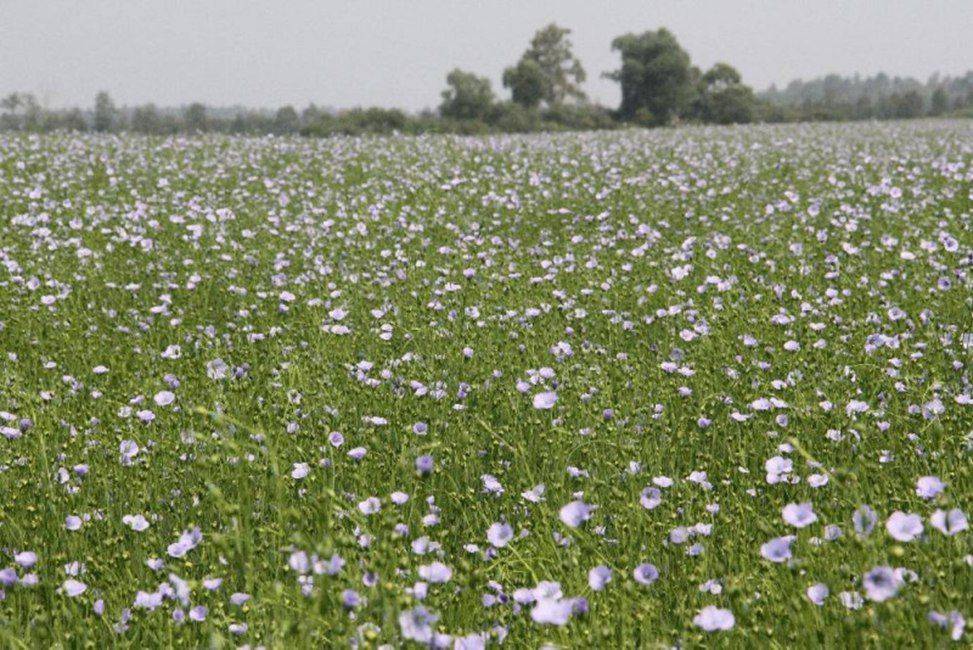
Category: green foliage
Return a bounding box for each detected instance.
[540,103,616,130]
[930,88,948,116]
[1,93,44,131]
[439,69,495,120]
[273,106,301,134]
[606,28,697,124]
[131,104,163,134]
[694,63,758,124]
[503,24,586,108]
[488,101,542,132]
[761,71,973,121]
[93,91,117,132]
[184,103,208,133]
[502,58,546,109]
[303,107,411,136]
[3,28,971,136]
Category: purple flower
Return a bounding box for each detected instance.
[531,598,574,625]
[62,579,87,597]
[559,500,594,528]
[418,562,452,584]
[122,514,150,531]
[928,610,966,641]
[588,565,612,591]
[853,505,877,537]
[532,391,557,410]
[806,583,829,605]
[693,606,735,631]
[632,563,659,586]
[119,439,139,465]
[930,508,968,536]
[782,502,817,528]
[230,592,251,606]
[153,390,175,407]
[357,497,381,515]
[863,566,903,602]
[398,606,437,643]
[640,486,662,510]
[288,551,309,573]
[134,590,163,610]
[415,454,434,475]
[167,528,202,557]
[487,522,513,548]
[341,589,361,608]
[14,552,37,569]
[760,535,795,562]
[206,358,229,380]
[455,634,487,650]
[886,511,923,542]
[0,568,18,587]
[915,475,945,499]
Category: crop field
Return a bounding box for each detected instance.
[0,121,970,647]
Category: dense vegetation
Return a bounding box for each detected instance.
[3,26,971,137]
[0,121,970,646]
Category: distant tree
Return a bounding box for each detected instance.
[701,63,741,89]
[60,108,87,132]
[0,92,42,130]
[705,85,758,124]
[853,95,873,120]
[20,94,42,131]
[503,23,586,108]
[606,28,696,124]
[1,93,22,129]
[301,104,324,126]
[890,91,924,118]
[695,63,757,124]
[184,102,208,133]
[273,105,300,134]
[93,91,117,132]
[131,104,162,134]
[488,101,542,132]
[758,70,973,122]
[1,93,21,115]
[929,87,948,115]
[502,58,546,109]
[439,69,495,120]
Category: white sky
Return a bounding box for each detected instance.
[2,0,970,111]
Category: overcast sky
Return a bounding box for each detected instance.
[2,1,970,111]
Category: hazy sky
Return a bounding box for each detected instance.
[2,1,971,111]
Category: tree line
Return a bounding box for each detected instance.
[3,26,971,137]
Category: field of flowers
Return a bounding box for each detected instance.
[0,121,970,647]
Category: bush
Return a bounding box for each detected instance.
[542,104,616,131]
[488,102,541,133]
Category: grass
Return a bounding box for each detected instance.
[0,120,970,647]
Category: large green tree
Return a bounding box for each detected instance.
[502,59,546,109]
[503,23,586,108]
[439,69,495,120]
[606,28,696,125]
[696,62,758,124]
